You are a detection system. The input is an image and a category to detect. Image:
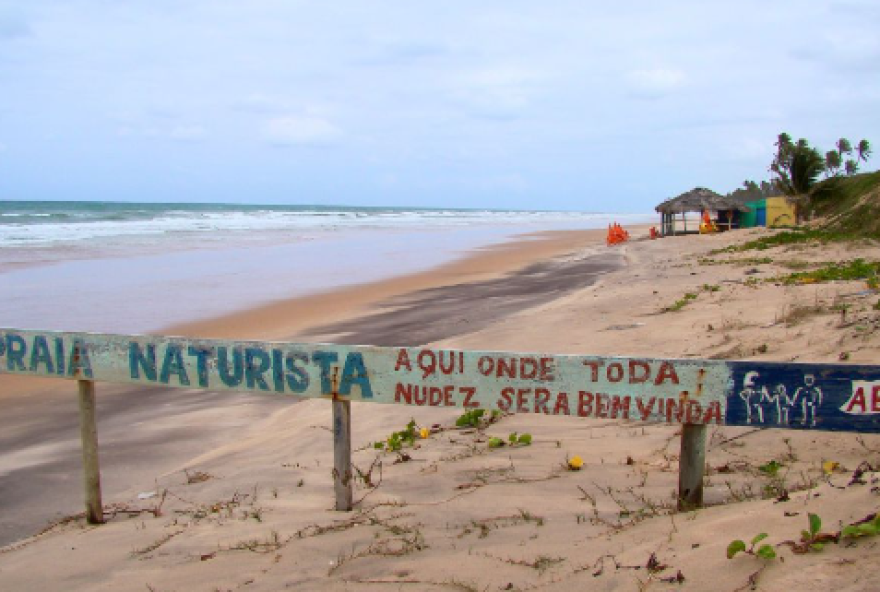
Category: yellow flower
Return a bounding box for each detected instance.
[822,460,839,475]
[419,427,430,439]
[568,456,584,471]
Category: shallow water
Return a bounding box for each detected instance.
[0,206,651,334]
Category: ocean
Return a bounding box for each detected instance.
[0,201,651,333]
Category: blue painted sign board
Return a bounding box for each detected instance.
[1,328,879,433]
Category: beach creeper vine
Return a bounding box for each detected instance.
[728,512,880,562]
[373,419,419,452]
[487,432,533,449]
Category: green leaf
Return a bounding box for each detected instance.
[517,434,533,445]
[809,542,825,552]
[751,533,769,545]
[727,540,746,559]
[487,437,505,448]
[857,523,878,536]
[509,432,518,443]
[801,530,811,542]
[809,513,821,537]
[758,460,781,476]
[841,525,862,538]
[756,545,777,559]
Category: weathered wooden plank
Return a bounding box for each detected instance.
[333,398,353,511]
[77,379,104,524]
[677,423,706,511]
[2,328,879,432]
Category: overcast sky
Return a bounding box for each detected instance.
[0,1,878,212]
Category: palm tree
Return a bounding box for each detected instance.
[825,150,842,176]
[856,139,872,163]
[771,141,825,196]
[836,138,853,161]
[776,133,793,150]
[845,159,859,176]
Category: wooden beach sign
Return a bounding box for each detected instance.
[2,328,880,517]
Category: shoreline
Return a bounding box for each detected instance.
[1,217,651,336]
[165,227,618,341]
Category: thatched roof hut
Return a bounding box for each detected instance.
[655,187,750,214]
[655,187,750,235]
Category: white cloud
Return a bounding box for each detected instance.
[262,116,342,146]
[625,68,686,99]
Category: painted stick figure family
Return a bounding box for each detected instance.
[739,372,822,426]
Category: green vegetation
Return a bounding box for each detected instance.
[711,227,850,253]
[487,432,532,449]
[455,408,502,429]
[456,408,486,428]
[809,170,880,236]
[719,135,876,239]
[771,133,871,197]
[510,432,532,445]
[841,513,880,539]
[728,512,880,562]
[726,179,780,203]
[776,258,880,285]
[757,460,782,477]
[373,419,418,451]
[487,436,504,448]
[771,134,826,196]
[700,256,776,266]
[798,513,829,553]
[727,533,776,560]
[664,292,698,312]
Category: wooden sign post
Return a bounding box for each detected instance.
[333,397,353,511]
[77,380,104,524]
[677,424,707,511]
[3,328,879,519]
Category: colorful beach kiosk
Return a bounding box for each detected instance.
[738,196,798,228]
[655,187,751,236]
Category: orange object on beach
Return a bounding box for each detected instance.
[606,222,630,246]
[699,210,717,234]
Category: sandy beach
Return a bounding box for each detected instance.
[2,226,880,591]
